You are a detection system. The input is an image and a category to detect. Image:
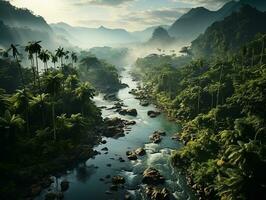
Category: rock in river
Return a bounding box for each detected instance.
[119,108,138,116]
[149,133,162,144]
[60,180,69,192]
[145,186,170,200]
[140,100,150,107]
[112,176,126,185]
[126,151,138,160]
[142,168,165,185]
[147,110,161,118]
[135,147,146,156]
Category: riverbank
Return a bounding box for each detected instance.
[35,67,195,200]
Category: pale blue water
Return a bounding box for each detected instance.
[36,67,195,200]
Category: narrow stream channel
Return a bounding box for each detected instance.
[37,66,195,200]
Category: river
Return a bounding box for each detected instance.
[37,66,195,200]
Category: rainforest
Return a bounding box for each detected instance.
[0,0,265,200]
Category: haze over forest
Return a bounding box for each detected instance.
[0,0,266,200]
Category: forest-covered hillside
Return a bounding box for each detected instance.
[134,5,266,198]
[191,5,266,58]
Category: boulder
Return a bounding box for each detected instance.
[142,168,165,185]
[126,151,137,160]
[112,176,126,185]
[119,109,138,116]
[104,93,119,101]
[135,148,146,156]
[145,186,170,200]
[118,157,125,162]
[154,130,166,136]
[149,133,161,144]
[125,120,136,126]
[101,147,108,151]
[60,180,69,192]
[140,101,150,107]
[101,140,107,144]
[171,134,180,141]
[147,111,161,118]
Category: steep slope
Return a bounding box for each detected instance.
[168,6,216,42]
[168,0,266,43]
[190,5,266,58]
[147,27,173,47]
[51,23,138,48]
[0,1,70,49]
[131,25,170,42]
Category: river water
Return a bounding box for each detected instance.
[37,67,195,200]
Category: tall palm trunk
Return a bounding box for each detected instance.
[31,58,36,88]
[35,53,41,91]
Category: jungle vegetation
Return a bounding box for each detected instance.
[0,42,106,199]
[134,32,266,199]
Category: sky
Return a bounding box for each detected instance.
[9,0,231,31]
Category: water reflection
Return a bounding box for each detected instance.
[75,164,97,183]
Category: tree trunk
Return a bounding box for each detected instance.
[35,54,41,92]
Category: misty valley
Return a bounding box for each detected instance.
[0,0,266,200]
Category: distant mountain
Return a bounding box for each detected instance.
[50,23,138,48]
[190,5,266,58]
[131,25,169,42]
[0,1,70,49]
[168,0,266,43]
[147,27,173,46]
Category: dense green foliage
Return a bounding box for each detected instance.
[134,33,266,199]
[0,43,102,199]
[191,6,266,58]
[78,55,122,93]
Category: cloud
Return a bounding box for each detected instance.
[77,7,189,31]
[73,0,135,7]
[120,8,189,29]
[173,0,232,9]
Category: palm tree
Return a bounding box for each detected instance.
[25,41,42,90]
[10,89,32,134]
[0,110,25,143]
[50,53,58,69]
[71,52,78,67]
[29,93,49,127]
[226,140,257,170]
[39,50,50,72]
[10,44,25,89]
[75,82,95,116]
[64,50,70,63]
[43,72,64,140]
[55,47,65,68]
